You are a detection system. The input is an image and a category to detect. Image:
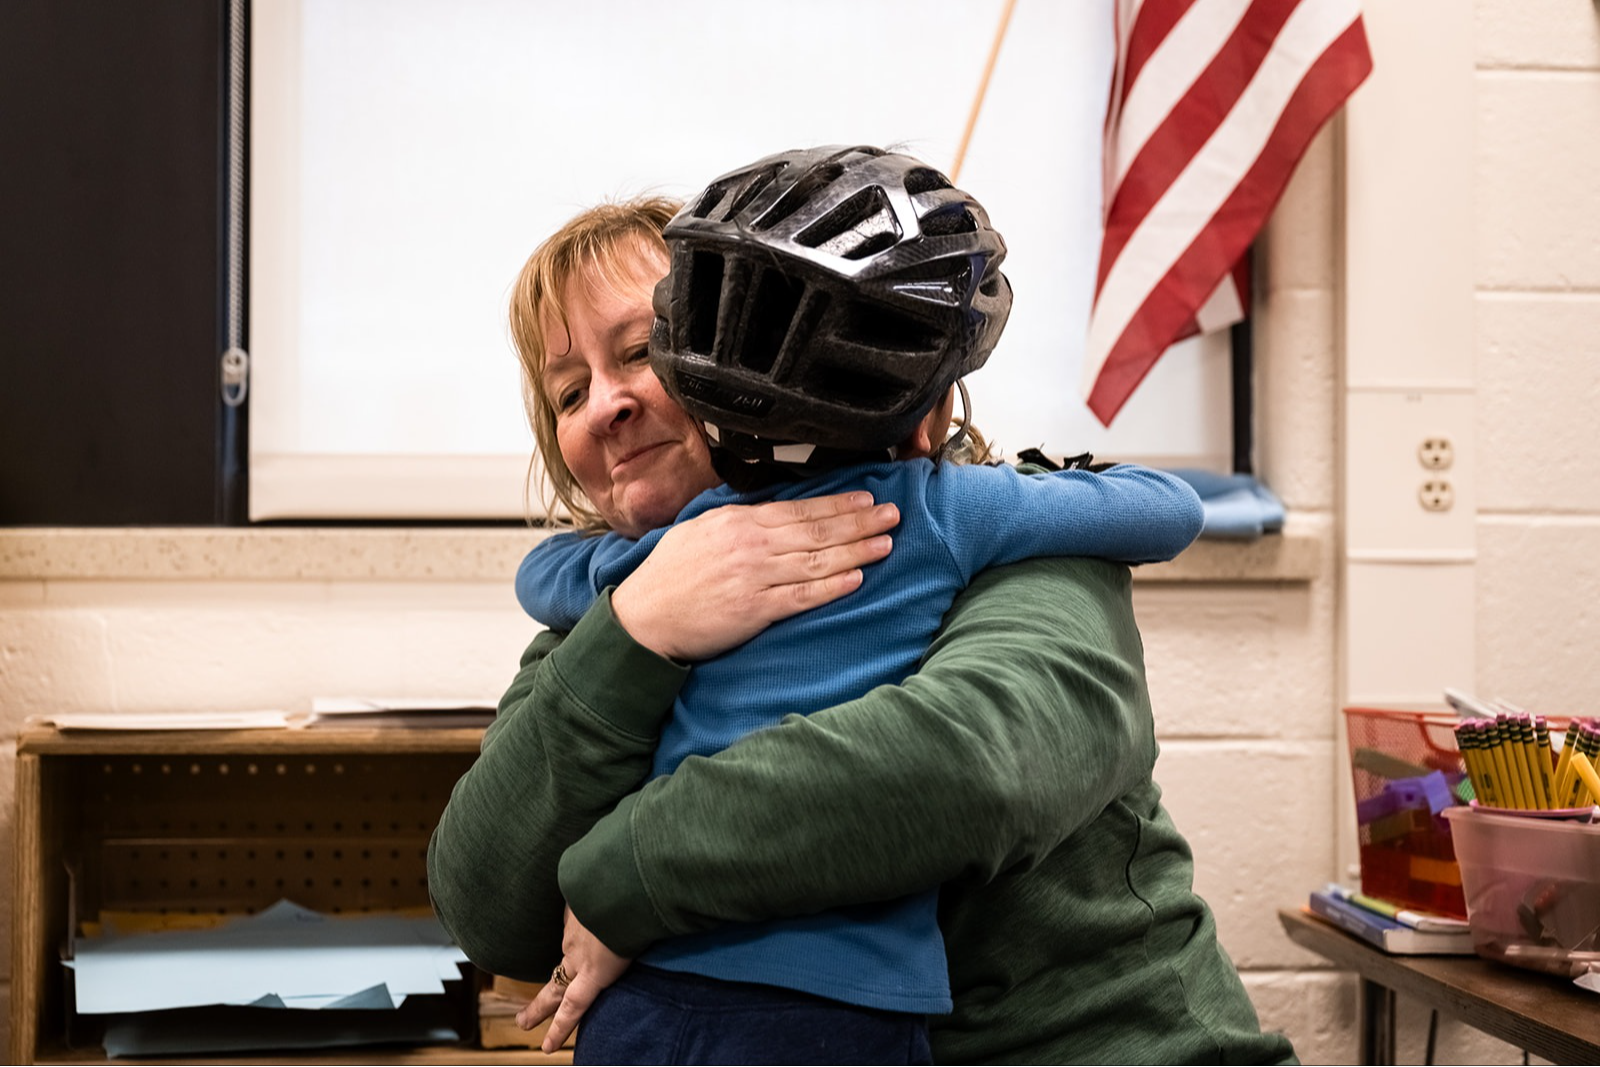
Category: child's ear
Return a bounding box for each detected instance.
[897,419,937,459]
[897,386,957,459]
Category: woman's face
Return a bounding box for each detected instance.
[541,250,718,538]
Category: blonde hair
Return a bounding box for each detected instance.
[508,197,682,529]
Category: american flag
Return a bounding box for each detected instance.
[1082,0,1374,426]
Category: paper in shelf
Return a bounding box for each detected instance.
[68,901,472,1056]
[25,710,299,731]
[305,697,497,729]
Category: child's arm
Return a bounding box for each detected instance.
[515,529,659,630]
[926,462,1204,576]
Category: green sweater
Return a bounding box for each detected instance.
[428,557,1295,1065]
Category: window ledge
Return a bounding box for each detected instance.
[0,521,1324,584]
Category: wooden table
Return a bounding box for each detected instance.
[1279,908,1600,1065]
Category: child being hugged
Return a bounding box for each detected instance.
[519,145,1203,1065]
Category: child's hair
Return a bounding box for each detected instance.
[507,196,681,529]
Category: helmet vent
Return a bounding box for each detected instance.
[691,180,734,220]
[753,163,846,231]
[725,164,787,221]
[837,302,941,354]
[795,187,901,260]
[737,269,806,373]
[920,207,978,237]
[686,251,725,356]
[807,360,911,412]
[903,168,953,196]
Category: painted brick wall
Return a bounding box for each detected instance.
[1,3,1594,1063]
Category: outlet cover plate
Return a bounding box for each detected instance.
[1346,390,1475,555]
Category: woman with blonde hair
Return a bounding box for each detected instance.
[430,150,1294,1065]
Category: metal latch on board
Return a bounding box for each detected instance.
[220,347,250,407]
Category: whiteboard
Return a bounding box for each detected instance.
[250,0,1230,519]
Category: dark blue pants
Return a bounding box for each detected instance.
[573,964,933,1065]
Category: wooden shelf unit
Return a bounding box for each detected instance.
[10,727,567,1065]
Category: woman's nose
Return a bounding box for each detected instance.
[585,370,638,433]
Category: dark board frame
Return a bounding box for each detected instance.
[0,0,247,525]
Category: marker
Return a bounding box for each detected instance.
[1444,688,1498,720]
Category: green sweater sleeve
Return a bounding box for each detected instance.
[426,589,687,981]
[559,556,1158,958]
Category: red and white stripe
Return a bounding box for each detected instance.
[1083,0,1373,426]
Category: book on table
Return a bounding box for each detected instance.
[1306,890,1476,955]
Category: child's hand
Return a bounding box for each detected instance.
[516,905,631,1053]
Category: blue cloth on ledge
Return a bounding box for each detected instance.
[1164,469,1285,540]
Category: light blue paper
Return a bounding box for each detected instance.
[68,900,468,1016]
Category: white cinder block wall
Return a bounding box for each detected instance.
[0,2,1596,1063]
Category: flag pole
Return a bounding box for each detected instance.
[951,0,1018,183]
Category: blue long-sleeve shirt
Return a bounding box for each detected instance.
[515,459,1202,1014]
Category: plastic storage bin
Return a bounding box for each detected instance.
[1443,805,1600,977]
[1344,707,1471,919]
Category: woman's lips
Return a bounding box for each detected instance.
[612,441,669,476]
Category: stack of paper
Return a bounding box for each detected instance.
[24,710,299,731]
[304,697,497,730]
[68,900,471,1057]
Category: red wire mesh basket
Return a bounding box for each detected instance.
[1343,706,1471,919]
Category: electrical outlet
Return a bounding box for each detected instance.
[1419,480,1454,512]
[1418,437,1453,470]
[1347,391,1473,553]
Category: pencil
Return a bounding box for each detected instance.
[1482,719,1513,807]
[1468,721,1500,806]
[1533,716,1555,808]
[1495,716,1531,809]
[1561,722,1594,807]
[1454,722,1489,805]
[1520,715,1550,808]
[1576,723,1600,806]
[1569,749,1600,808]
[1552,719,1577,808]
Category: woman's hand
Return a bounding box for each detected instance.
[516,906,631,1053]
[612,491,899,661]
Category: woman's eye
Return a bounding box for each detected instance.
[554,386,583,413]
[626,345,650,364]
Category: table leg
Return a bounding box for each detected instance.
[1359,978,1397,1065]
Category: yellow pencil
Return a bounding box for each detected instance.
[1470,722,1501,806]
[1561,722,1594,807]
[1569,749,1600,808]
[1533,717,1555,808]
[1575,724,1600,806]
[1494,718,1531,809]
[1483,721,1515,807]
[1520,716,1551,808]
[1552,721,1577,808]
[1455,723,1491,804]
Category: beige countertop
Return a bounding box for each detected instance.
[0,522,1324,583]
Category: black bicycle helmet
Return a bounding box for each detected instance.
[650,144,1012,468]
